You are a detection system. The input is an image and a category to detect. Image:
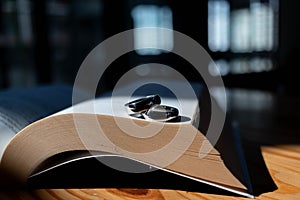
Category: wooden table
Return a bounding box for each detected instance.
[0,145,299,200]
[1,89,300,199]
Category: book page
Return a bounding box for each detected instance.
[56,80,202,126]
[0,119,17,161]
[0,85,72,160]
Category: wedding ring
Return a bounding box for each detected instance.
[143,104,179,122]
[124,94,161,112]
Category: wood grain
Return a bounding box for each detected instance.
[0,144,299,200]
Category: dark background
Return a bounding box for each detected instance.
[0,0,299,96]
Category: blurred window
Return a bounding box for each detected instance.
[208,0,230,52]
[208,0,278,74]
[131,5,173,55]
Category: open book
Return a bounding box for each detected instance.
[0,81,253,198]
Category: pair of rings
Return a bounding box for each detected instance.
[124,94,179,122]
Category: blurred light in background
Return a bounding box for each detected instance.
[131,5,173,55]
[251,2,274,51]
[209,57,273,76]
[16,0,32,45]
[231,8,251,52]
[208,0,230,52]
[208,0,277,53]
[0,0,284,89]
[208,0,278,75]
[209,59,230,76]
[46,0,69,16]
[227,88,274,112]
[0,0,104,88]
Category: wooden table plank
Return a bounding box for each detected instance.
[1,144,299,200]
